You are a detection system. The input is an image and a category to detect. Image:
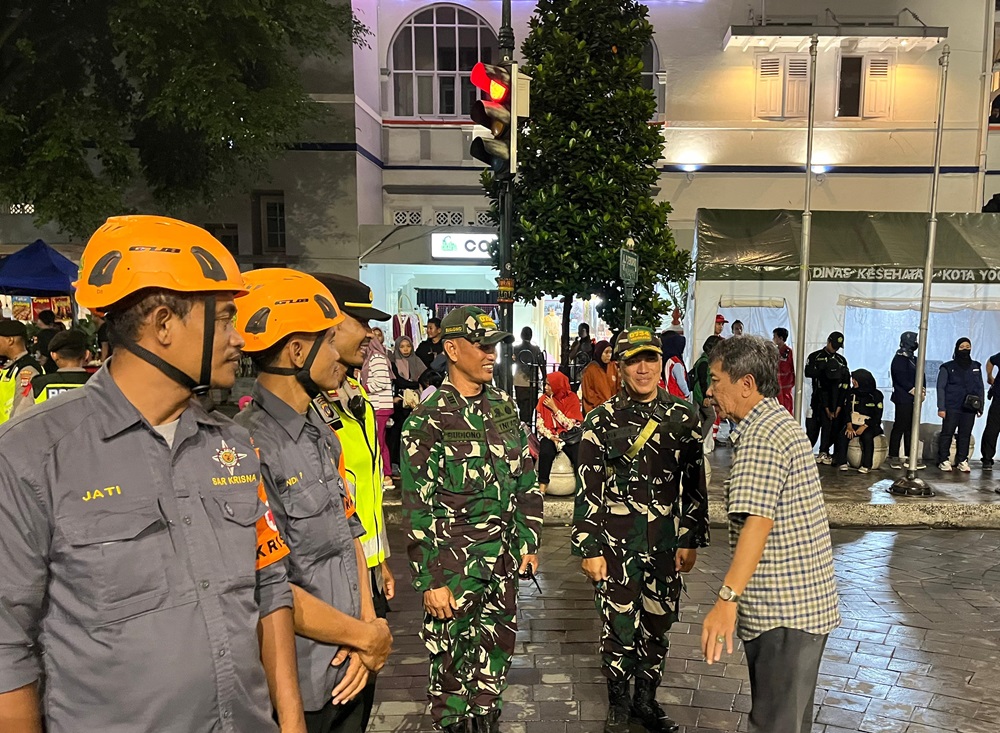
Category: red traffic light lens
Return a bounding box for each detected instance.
[471,62,509,102]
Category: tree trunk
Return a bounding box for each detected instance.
[560,294,573,369]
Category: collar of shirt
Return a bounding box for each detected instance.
[438,379,490,410]
[610,385,669,411]
[728,397,780,447]
[250,382,311,441]
[89,364,228,441]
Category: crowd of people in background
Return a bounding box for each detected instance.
[508,312,1000,485]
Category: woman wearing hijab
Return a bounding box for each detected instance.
[889,331,926,469]
[833,369,884,474]
[936,337,985,472]
[362,327,396,488]
[386,335,427,476]
[581,340,617,413]
[536,371,583,494]
[660,331,690,401]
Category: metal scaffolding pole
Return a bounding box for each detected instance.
[891,44,950,497]
[792,35,819,423]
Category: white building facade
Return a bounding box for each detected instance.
[3,0,998,335]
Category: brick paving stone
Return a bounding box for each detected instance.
[370,525,1000,732]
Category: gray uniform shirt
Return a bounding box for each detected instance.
[0,366,292,733]
[237,384,365,712]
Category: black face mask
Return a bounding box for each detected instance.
[956,351,972,365]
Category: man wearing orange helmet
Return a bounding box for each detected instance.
[0,216,305,733]
[235,269,391,733]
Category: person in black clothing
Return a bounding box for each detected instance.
[415,317,444,367]
[981,349,1000,472]
[804,331,850,463]
[567,323,595,390]
[936,337,984,473]
[833,369,884,474]
[387,335,427,475]
[888,331,926,469]
[33,309,62,373]
[513,327,545,424]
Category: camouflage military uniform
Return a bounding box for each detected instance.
[574,387,710,684]
[402,380,542,730]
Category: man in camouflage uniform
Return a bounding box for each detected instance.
[574,327,710,733]
[402,306,543,733]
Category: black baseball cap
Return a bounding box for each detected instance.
[313,273,390,322]
[828,331,845,349]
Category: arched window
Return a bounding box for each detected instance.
[641,39,659,93]
[389,5,499,118]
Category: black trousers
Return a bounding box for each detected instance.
[360,569,391,732]
[304,698,365,733]
[981,397,1000,461]
[745,628,827,733]
[833,428,881,469]
[514,386,535,426]
[889,401,914,458]
[808,404,844,455]
[536,437,579,483]
[938,410,976,464]
[385,406,412,472]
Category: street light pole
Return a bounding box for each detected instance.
[892,44,950,497]
[495,0,516,394]
[793,34,819,423]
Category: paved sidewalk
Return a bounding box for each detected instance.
[369,526,1000,733]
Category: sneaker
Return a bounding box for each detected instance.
[889,459,903,469]
[982,459,994,471]
[816,452,833,465]
[858,467,870,474]
[838,463,850,471]
[957,461,971,473]
[938,460,953,472]
[382,476,396,489]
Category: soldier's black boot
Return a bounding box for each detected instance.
[442,720,469,733]
[604,679,631,733]
[630,678,679,733]
[471,709,500,733]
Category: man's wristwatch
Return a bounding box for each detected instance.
[718,585,740,602]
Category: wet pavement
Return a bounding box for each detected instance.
[369,525,1000,733]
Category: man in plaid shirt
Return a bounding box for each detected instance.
[700,336,840,733]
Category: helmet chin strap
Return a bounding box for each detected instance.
[259,332,326,398]
[119,296,216,396]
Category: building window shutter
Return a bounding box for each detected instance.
[863,56,892,118]
[784,55,810,118]
[755,55,784,119]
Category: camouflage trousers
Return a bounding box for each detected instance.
[595,550,682,684]
[421,571,518,729]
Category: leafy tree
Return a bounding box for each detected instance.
[483,0,690,361]
[0,0,366,237]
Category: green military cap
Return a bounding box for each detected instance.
[613,326,663,361]
[440,306,513,345]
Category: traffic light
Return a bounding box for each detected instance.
[470,62,517,175]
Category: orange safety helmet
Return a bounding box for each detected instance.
[75,215,247,313]
[236,268,345,353]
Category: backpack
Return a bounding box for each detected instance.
[689,356,709,404]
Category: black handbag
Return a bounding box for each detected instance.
[964,394,983,412]
[560,426,584,445]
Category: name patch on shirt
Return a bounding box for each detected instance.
[212,473,258,487]
[490,402,520,434]
[444,429,487,443]
[83,485,123,502]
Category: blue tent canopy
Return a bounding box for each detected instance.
[0,239,78,295]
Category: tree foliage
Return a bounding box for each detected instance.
[0,0,366,237]
[483,0,690,337]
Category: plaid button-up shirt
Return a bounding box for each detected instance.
[727,398,841,642]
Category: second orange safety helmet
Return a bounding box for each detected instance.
[236,268,345,353]
[74,215,247,313]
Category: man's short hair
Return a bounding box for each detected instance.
[105,289,197,347]
[427,317,442,328]
[773,327,789,341]
[521,326,533,341]
[37,309,57,327]
[733,320,744,327]
[709,335,780,399]
[49,330,89,361]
